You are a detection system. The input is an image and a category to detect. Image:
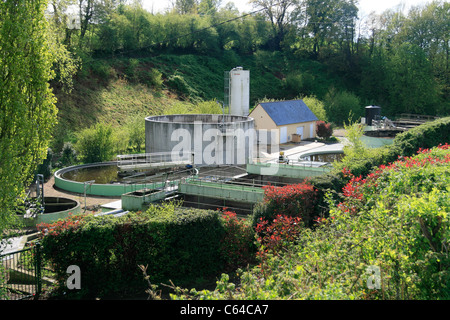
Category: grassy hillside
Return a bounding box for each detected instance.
[50,51,346,152]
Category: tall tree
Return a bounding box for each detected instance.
[198,0,221,16]
[250,0,298,50]
[301,0,358,58]
[0,0,58,230]
[78,0,95,46]
[385,43,440,115]
[173,0,199,14]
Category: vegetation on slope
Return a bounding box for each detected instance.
[173,144,449,300]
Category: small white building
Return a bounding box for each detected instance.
[249,99,318,144]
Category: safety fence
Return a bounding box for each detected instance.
[0,243,42,300]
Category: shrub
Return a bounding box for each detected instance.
[38,204,260,298]
[178,144,450,300]
[125,116,145,152]
[332,144,450,299]
[324,88,362,126]
[252,182,318,227]
[255,215,303,256]
[219,210,256,272]
[74,123,115,163]
[316,121,333,140]
[302,96,327,121]
[59,142,78,166]
[393,116,450,156]
[333,116,450,179]
[35,148,53,180]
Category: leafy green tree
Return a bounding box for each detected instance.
[324,88,361,125]
[0,0,58,230]
[174,0,198,14]
[250,0,298,50]
[385,43,440,115]
[75,123,115,163]
[198,0,221,16]
[302,95,327,121]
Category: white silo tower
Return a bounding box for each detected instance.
[227,67,250,116]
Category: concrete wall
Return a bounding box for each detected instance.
[246,162,331,179]
[54,163,165,197]
[145,114,255,166]
[21,198,81,227]
[280,121,317,141]
[250,104,278,131]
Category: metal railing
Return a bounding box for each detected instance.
[0,243,42,300]
[117,151,193,170]
[249,158,332,172]
[182,176,265,193]
[397,113,440,121]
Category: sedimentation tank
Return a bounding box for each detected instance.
[145,114,255,166]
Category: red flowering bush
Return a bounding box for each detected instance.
[316,121,333,139]
[255,215,302,254]
[255,215,303,277]
[219,210,256,271]
[337,143,450,215]
[253,182,317,227]
[37,212,87,237]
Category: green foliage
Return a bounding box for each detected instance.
[251,182,318,228]
[301,96,327,121]
[285,72,317,97]
[392,116,450,156]
[35,148,54,181]
[38,203,257,299]
[58,142,78,167]
[219,211,256,272]
[179,145,450,300]
[385,43,440,115]
[123,113,146,152]
[324,88,362,126]
[334,117,450,179]
[0,0,58,230]
[166,72,200,100]
[74,123,116,163]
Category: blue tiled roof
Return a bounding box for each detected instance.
[259,100,318,126]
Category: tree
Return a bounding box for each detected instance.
[316,120,332,139]
[324,88,361,126]
[300,0,358,58]
[75,123,115,163]
[173,0,198,14]
[385,43,440,115]
[250,0,298,50]
[78,0,95,46]
[198,0,221,16]
[0,0,58,230]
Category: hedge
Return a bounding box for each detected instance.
[309,116,450,193]
[38,204,254,299]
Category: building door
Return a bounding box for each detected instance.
[280,126,288,143]
[310,123,314,138]
[296,126,304,140]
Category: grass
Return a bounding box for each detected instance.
[50,50,342,152]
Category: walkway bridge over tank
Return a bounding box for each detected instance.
[178,177,265,204]
[117,151,193,172]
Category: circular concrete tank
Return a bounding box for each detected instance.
[19,197,81,227]
[145,114,255,166]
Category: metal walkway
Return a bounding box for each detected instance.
[117,152,193,172]
[178,178,264,203]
